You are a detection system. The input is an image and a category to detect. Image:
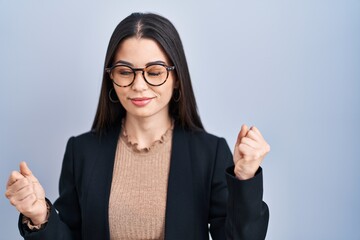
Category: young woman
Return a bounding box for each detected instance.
[6,13,270,240]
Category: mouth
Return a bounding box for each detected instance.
[128,97,156,107]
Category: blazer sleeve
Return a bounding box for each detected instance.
[18,137,82,240]
[209,138,269,240]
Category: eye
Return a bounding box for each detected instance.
[148,71,161,76]
[146,65,165,77]
[119,70,133,76]
[113,66,133,76]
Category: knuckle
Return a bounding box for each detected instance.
[9,198,17,206]
[5,190,12,199]
[238,143,245,151]
[267,144,271,152]
[237,143,242,149]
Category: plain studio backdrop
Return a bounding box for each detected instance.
[1,0,359,239]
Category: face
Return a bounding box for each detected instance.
[111,37,176,121]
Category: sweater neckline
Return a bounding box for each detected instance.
[120,120,174,153]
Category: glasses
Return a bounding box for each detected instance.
[105,63,175,87]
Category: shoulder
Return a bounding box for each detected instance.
[181,125,225,142]
[72,130,98,144]
[62,127,121,174]
[176,126,230,154]
[65,125,121,154]
[74,124,121,143]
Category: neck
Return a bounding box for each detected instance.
[123,115,172,149]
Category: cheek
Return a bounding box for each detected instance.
[113,87,128,107]
[113,87,126,99]
[157,82,175,101]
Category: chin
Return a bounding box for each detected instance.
[126,107,170,120]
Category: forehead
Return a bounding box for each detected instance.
[114,37,169,66]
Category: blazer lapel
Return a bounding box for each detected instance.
[84,124,121,240]
[164,126,196,239]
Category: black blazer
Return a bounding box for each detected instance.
[19,124,269,240]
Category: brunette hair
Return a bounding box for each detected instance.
[92,12,204,134]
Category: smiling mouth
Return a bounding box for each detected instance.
[128,97,156,107]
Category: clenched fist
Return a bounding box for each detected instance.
[233,125,270,180]
[5,162,47,225]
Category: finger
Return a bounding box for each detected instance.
[236,124,249,146]
[249,126,270,154]
[240,137,259,149]
[238,143,263,161]
[13,193,37,212]
[20,162,32,177]
[246,129,261,142]
[5,177,30,199]
[20,162,40,183]
[10,185,34,202]
[6,171,24,187]
[250,126,264,139]
[238,143,255,158]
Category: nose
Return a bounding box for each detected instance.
[131,70,148,91]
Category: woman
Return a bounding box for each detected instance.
[5,12,270,240]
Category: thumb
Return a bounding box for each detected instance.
[235,124,249,146]
[20,161,33,177]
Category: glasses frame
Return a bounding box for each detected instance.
[105,63,175,87]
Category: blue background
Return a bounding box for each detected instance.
[1,0,359,239]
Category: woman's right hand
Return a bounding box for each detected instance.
[5,162,48,225]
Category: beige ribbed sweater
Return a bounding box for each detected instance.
[108,127,173,240]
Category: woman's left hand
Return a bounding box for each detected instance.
[233,124,270,180]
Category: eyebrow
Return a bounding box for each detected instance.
[113,60,167,67]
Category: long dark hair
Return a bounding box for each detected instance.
[92,12,204,134]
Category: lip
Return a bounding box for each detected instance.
[129,97,155,107]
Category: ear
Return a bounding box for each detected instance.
[174,79,180,89]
